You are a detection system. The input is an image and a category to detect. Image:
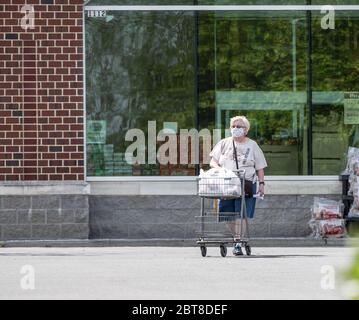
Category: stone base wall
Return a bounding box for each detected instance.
[89,195,342,239]
[0,193,343,240]
[0,195,89,240]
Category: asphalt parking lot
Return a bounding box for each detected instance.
[0,246,355,300]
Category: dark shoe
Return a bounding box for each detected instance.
[233,244,243,256]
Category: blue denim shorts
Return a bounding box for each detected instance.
[218,183,257,221]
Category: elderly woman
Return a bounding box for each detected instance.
[209,115,267,256]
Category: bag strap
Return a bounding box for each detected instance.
[232,139,239,170]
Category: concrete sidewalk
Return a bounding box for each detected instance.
[0,237,353,248]
[0,246,355,300]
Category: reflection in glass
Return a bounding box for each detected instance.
[86,11,196,176]
[85,7,359,176]
[198,11,308,175]
[312,12,359,174]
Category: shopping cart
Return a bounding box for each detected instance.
[196,169,251,257]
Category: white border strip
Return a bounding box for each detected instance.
[87,175,339,182]
[83,4,349,183]
[84,5,359,11]
[83,8,87,181]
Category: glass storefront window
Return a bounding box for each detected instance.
[86,11,196,176]
[85,4,359,177]
[198,11,308,175]
[312,11,359,174]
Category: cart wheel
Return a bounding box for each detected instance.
[200,246,207,257]
[220,245,227,257]
[245,245,251,256]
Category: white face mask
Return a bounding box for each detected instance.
[231,127,245,138]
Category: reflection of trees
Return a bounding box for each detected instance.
[313,18,359,92]
[198,14,359,138]
[198,14,307,140]
[86,12,196,152]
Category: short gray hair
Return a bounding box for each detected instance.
[230,116,250,132]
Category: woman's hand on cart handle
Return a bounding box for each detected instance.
[254,193,264,200]
[210,158,221,168]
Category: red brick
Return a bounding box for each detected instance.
[5,47,18,54]
[64,146,76,152]
[63,47,76,54]
[24,146,37,152]
[70,167,83,174]
[41,12,54,19]
[63,75,76,82]
[6,146,19,152]
[23,175,37,181]
[0,12,11,19]
[48,33,62,40]
[49,175,62,180]
[20,34,34,40]
[24,160,37,167]
[48,75,61,81]
[57,167,69,173]
[43,153,56,160]
[0,2,84,182]
[42,138,55,145]
[6,175,20,181]
[24,139,37,145]
[41,26,55,33]
[56,82,69,89]
[39,132,49,138]
[6,118,20,124]
[55,68,69,75]
[42,167,56,174]
[56,12,68,19]
[24,153,38,160]
[63,33,75,40]
[24,167,37,174]
[50,160,63,166]
[64,174,77,180]
[23,110,36,116]
[70,26,82,33]
[48,47,62,54]
[6,132,20,138]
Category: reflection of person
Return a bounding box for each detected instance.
[209,116,268,256]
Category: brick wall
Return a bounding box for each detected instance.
[0,0,84,181]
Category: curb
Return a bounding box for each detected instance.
[0,237,356,248]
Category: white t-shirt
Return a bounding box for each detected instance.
[209,137,268,182]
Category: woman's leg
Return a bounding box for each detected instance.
[219,199,237,236]
[233,183,257,239]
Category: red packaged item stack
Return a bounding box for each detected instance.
[313,197,342,220]
[346,147,359,218]
[319,219,346,237]
[309,198,346,238]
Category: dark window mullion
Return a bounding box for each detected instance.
[307,1,313,175]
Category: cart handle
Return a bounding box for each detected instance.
[231,169,246,173]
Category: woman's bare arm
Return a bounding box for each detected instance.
[257,168,265,196]
[210,158,221,168]
[257,169,265,182]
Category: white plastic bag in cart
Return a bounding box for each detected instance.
[198,168,241,197]
[319,219,346,238]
